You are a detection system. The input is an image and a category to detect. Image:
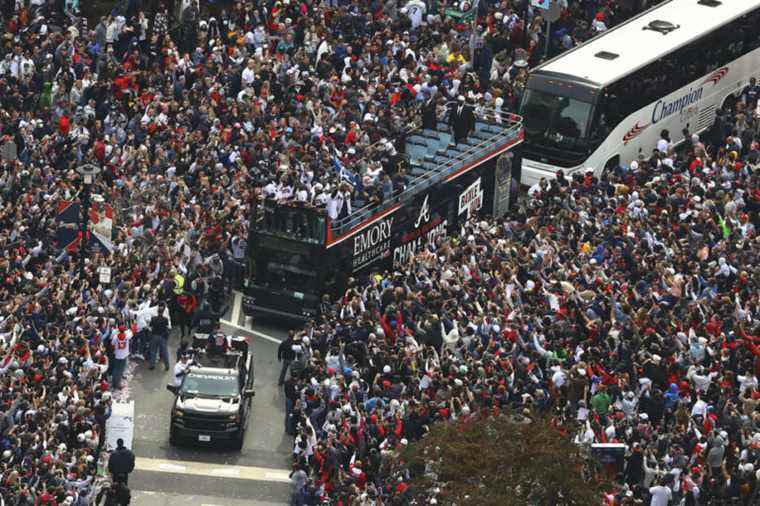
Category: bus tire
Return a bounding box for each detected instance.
[169,428,179,447]
[721,94,737,113]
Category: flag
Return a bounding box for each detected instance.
[56,200,81,253]
[332,150,358,186]
[56,199,114,254]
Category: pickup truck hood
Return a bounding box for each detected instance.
[178,396,238,414]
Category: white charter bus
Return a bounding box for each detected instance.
[519,0,760,186]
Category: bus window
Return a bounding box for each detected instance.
[521,89,593,153]
[255,249,318,292]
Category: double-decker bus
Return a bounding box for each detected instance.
[519,0,760,186]
[243,111,523,320]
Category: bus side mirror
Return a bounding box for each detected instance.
[166,385,178,395]
[244,389,255,398]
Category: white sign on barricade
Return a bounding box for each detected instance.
[105,400,135,451]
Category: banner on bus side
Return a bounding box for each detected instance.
[458,177,484,218]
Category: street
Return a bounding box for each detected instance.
[119,293,292,505]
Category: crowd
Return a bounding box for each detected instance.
[281,104,760,503]
[233,0,660,218]
[0,0,725,504]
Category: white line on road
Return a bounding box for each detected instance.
[157,463,187,472]
[135,457,291,483]
[220,291,283,344]
[219,319,283,344]
[211,467,241,477]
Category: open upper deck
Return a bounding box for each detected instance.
[253,107,523,246]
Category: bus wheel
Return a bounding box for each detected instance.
[603,156,619,175]
[721,94,737,114]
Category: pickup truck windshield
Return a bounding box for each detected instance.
[180,373,239,397]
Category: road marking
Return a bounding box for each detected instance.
[211,467,241,477]
[219,319,283,344]
[220,291,282,344]
[135,457,291,483]
[158,463,187,472]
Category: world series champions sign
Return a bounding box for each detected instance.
[493,152,515,218]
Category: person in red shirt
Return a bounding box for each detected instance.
[58,114,71,136]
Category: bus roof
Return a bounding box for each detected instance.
[536,0,759,87]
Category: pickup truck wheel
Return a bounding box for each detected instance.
[231,431,245,451]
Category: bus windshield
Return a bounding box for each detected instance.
[254,246,319,292]
[521,89,593,155]
[181,373,239,398]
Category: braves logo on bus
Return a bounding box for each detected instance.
[622,121,650,145]
[703,66,729,86]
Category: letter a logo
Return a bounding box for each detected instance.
[415,195,430,228]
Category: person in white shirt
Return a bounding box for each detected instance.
[173,354,194,387]
[649,483,672,506]
[275,183,294,202]
[656,130,671,153]
[241,59,256,86]
[294,185,309,203]
[262,181,277,198]
[688,365,718,393]
[327,190,341,220]
[110,324,132,389]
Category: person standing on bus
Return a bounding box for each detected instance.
[422,91,438,130]
[450,95,475,145]
[327,185,352,221]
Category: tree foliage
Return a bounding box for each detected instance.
[396,415,612,505]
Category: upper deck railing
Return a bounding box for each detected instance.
[329,106,523,237]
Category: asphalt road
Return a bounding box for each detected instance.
[117,294,293,505]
